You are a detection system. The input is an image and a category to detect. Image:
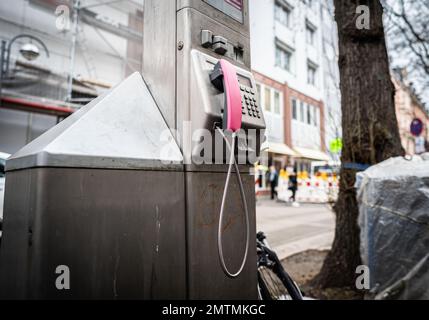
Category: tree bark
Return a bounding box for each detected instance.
[313,0,404,289]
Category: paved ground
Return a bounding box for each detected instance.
[256,198,336,259]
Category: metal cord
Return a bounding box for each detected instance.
[217,128,250,278]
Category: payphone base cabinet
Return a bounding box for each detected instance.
[186,170,258,300]
[0,168,187,300]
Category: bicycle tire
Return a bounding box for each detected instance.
[257,269,274,300]
[258,249,303,300]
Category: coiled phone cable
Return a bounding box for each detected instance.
[217,128,250,278]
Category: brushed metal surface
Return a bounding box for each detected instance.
[178,0,250,36]
[0,168,187,299]
[185,170,258,300]
[143,0,177,131]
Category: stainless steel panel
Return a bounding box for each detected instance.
[185,170,258,299]
[178,0,250,36]
[0,168,187,299]
[0,169,35,299]
[143,0,178,130]
[177,8,251,69]
[205,0,245,23]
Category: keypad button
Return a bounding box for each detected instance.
[240,85,246,91]
[251,89,255,94]
[245,87,250,93]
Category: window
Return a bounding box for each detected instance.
[306,22,316,46]
[256,84,261,102]
[316,108,320,127]
[312,106,318,126]
[274,91,281,114]
[307,104,311,125]
[292,99,297,120]
[275,2,291,28]
[300,101,305,123]
[275,45,292,71]
[307,62,317,86]
[264,87,271,112]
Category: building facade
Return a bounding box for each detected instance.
[393,72,429,155]
[0,0,143,154]
[249,0,340,177]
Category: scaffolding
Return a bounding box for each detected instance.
[0,0,144,153]
[0,0,143,106]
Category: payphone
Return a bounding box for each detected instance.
[0,0,265,299]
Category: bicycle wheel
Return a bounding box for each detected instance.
[258,267,291,300]
[258,262,303,300]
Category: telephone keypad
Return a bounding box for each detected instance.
[240,85,260,119]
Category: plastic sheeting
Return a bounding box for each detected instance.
[356,153,429,300]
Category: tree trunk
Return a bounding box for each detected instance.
[313,0,404,289]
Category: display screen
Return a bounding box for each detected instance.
[205,0,244,23]
[237,74,252,88]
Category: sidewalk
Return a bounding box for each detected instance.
[256,197,335,260]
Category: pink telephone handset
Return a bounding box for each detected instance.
[210,59,243,132]
[210,59,249,279]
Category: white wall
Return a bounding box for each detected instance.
[320,0,341,155]
[250,0,324,101]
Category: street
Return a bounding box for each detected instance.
[256,198,335,260]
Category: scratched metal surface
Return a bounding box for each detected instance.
[185,171,258,300]
[0,168,187,299]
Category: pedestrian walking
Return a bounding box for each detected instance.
[288,170,299,205]
[269,166,279,200]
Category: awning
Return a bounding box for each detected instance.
[262,142,296,156]
[293,147,330,161]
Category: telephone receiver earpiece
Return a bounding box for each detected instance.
[210,59,243,132]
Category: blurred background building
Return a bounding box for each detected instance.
[393,69,429,155]
[0,0,143,154]
[249,0,341,190]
